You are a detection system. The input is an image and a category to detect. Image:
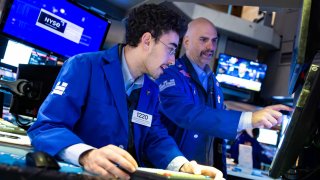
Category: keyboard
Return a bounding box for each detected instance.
[0,164,98,180]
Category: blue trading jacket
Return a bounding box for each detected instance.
[156,55,241,167]
[27,45,183,169]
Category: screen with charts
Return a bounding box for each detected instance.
[216,53,267,92]
[0,0,111,59]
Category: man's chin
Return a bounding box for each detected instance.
[153,74,160,80]
[148,73,159,80]
[200,55,214,61]
[200,58,212,66]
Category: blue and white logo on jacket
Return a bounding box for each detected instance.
[51,81,68,95]
[159,79,175,92]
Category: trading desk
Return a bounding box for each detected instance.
[0,129,213,180]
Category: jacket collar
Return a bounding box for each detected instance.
[102,44,124,64]
[179,55,205,90]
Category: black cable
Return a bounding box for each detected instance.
[14,114,33,130]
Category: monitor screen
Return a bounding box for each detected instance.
[269,63,320,178]
[1,40,58,67]
[257,128,279,146]
[1,40,33,67]
[9,64,61,118]
[216,53,267,92]
[0,0,111,59]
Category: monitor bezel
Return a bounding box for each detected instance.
[269,64,320,178]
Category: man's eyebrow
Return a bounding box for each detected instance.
[199,36,218,40]
[169,43,178,48]
[199,36,209,39]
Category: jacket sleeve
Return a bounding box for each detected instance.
[27,54,92,156]
[156,67,241,140]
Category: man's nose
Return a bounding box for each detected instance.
[167,55,175,65]
[207,41,216,50]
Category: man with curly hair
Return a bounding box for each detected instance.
[28,4,223,180]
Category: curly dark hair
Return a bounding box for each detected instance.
[125,4,186,47]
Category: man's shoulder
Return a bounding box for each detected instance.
[163,58,190,76]
[67,50,106,64]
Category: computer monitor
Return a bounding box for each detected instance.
[216,53,267,92]
[269,63,320,178]
[9,64,61,118]
[1,40,59,67]
[0,0,111,59]
[1,40,32,67]
[269,0,320,178]
[288,0,320,94]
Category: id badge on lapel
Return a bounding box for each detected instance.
[131,110,152,127]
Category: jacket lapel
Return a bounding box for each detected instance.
[134,75,158,159]
[136,75,156,113]
[102,45,129,133]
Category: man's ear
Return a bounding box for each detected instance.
[141,32,153,50]
[183,36,189,49]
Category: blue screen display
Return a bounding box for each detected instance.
[1,0,110,58]
[216,53,268,92]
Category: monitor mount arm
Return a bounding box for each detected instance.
[0,79,32,97]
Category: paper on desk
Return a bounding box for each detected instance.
[238,144,253,171]
[137,167,211,179]
[0,131,31,146]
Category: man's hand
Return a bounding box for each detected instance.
[252,104,293,128]
[79,145,138,179]
[180,161,224,180]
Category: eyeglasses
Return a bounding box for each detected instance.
[158,39,176,56]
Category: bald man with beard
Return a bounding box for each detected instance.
[156,17,292,177]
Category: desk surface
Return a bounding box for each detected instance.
[0,144,84,173]
[0,139,214,179]
[227,164,279,180]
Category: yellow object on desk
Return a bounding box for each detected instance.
[137,167,213,179]
[0,118,26,135]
